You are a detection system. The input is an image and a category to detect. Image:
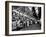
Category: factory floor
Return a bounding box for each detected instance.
[20,24,41,31]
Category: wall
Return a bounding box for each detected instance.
[0,0,46,37]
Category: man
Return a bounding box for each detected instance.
[26,19,29,27]
[12,20,17,31]
[32,7,41,20]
